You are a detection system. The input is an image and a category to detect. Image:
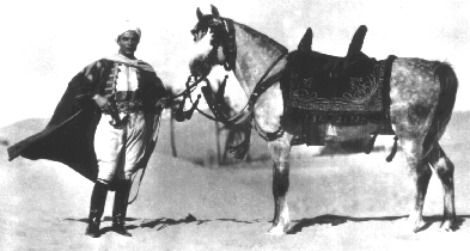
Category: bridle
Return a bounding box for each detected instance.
[218,18,237,71]
[191,16,237,71]
[188,15,287,128]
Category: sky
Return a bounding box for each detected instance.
[0,0,468,127]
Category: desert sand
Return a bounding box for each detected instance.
[1,112,470,251]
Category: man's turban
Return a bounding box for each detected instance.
[116,20,141,40]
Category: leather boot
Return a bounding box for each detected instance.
[85,181,108,238]
[112,180,132,237]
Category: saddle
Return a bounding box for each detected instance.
[289,25,375,89]
[281,25,395,125]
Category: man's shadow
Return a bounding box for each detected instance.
[287,214,468,234]
[65,216,141,236]
[65,214,260,235]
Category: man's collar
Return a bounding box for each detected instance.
[104,54,155,72]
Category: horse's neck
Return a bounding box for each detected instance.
[232,22,288,94]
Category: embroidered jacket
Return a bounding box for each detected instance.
[8,57,167,180]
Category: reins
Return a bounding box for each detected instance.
[129,13,288,204]
[184,16,288,126]
[169,75,207,100]
[185,77,221,121]
[185,52,287,127]
[127,76,206,204]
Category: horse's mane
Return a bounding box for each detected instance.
[232,20,288,55]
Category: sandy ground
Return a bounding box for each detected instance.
[1,112,470,251]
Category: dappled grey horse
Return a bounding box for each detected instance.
[188,5,458,235]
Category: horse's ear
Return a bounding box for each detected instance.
[298,28,313,52]
[196,7,203,20]
[211,5,220,18]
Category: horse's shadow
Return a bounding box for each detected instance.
[287,214,468,234]
[64,214,260,235]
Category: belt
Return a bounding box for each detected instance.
[115,101,143,113]
[114,91,140,102]
[109,91,144,114]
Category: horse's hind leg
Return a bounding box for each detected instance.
[400,138,432,232]
[427,144,456,231]
[267,132,293,235]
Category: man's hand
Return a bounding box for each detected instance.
[155,97,172,109]
[92,94,111,112]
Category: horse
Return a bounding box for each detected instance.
[188,5,458,235]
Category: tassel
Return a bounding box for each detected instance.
[364,133,378,154]
[184,94,201,120]
[215,75,228,102]
[386,136,398,162]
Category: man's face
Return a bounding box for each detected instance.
[117,31,140,58]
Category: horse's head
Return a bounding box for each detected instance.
[189,5,235,78]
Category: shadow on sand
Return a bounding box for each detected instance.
[137,214,261,231]
[65,213,467,236]
[287,214,467,234]
[65,214,261,235]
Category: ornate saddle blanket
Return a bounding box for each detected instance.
[282,51,396,125]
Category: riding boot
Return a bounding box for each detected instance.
[85,181,108,238]
[112,180,132,237]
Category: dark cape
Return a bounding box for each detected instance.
[7,58,166,181]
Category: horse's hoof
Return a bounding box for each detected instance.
[441,220,455,232]
[411,220,426,233]
[266,225,287,236]
[406,216,426,233]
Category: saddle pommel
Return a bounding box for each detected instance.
[347,25,368,57]
[298,28,313,52]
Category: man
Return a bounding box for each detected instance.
[8,22,167,238]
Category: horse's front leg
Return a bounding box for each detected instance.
[267,132,293,235]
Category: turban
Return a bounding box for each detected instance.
[116,20,142,40]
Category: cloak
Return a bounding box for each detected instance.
[7,58,165,181]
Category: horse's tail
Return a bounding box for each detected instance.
[424,62,458,147]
